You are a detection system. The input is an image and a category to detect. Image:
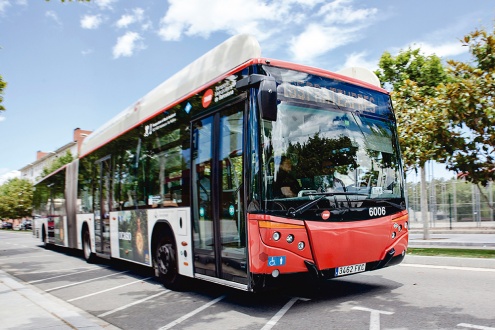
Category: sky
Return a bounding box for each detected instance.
[0,0,494,184]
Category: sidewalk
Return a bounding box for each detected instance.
[408,220,495,249]
[0,270,118,330]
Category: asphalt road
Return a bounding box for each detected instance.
[1,230,494,330]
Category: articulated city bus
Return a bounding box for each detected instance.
[33,34,408,292]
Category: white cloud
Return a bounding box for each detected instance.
[409,41,468,58]
[318,0,377,24]
[81,49,94,56]
[46,10,62,26]
[341,51,378,71]
[158,0,280,41]
[0,0,11,14]
[289,24,361,62]
[0,115,5,122]
[157,0,378,63]
[116,7,144,29]
[95,0,117,11]
[81,14,103,29]
[113,31,144,59]
[0,170,20,185]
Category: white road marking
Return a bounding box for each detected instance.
[353,306,394,330]
[16,266,101,275]
[28,267,103,283]
[458,323,495,330]
[261,297,310,330]
[0,254,53,260]
[98,290,170,317]
[68,276,153,302]
[45,270,129,292]
[158,295,226,330]
[401,264,495,272]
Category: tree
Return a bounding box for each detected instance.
[0,178,33,219]
[39,150,74,179]
[375,48,451,239]
[437,27,495,188]
[0,74,5,112]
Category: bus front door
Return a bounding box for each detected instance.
[94,155,111,256]
[192,102,248,286]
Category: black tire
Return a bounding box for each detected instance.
[155,234,184,290]
[82,228,95,263]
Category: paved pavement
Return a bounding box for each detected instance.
[0,269,117,330]
[1,222,494,330]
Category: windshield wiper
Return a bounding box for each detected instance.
[371,199,406,211]
[287,192,368,217]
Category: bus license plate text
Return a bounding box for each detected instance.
[335,263,366,277]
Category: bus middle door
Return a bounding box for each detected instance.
[94,155,112,256]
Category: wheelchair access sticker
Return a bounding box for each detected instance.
[268,256,286,267]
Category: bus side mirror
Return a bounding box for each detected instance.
[258,77,278,121]
[236,74,278,121]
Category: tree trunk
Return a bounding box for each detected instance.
[420,165,430,240]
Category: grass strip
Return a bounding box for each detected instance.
[407,248,495,258]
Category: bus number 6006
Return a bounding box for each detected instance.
[369,207,386,217]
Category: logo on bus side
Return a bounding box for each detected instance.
[202,89,213,108]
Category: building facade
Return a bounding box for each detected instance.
[19,128,92,183]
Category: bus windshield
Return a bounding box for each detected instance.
[260,70,405,220]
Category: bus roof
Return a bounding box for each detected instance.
[79,34,385,158]
[80,34,261,157]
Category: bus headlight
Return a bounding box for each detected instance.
[297,241,305,250]
[272,232,281,241]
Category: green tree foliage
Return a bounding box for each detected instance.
[435,27,495,186]
[0,74,6,112]
[375,48,451,171]
[0,178,33,219]
[39,150,74,179]
[375,48,450,239]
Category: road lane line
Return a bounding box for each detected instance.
[353,306,394,330]
[158,295,226,330]
[261,297,309,330]
[68,276,153,301]
[401,264,495,272]
[28,267,103,283]
[0,254,54,260]
[458,323,495,330]
[45,270,129,292]
[16,266,102,276]
[98,290,170,317]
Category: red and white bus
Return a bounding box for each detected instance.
[33,34,408,291]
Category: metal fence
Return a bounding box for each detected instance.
[407,179,494,227]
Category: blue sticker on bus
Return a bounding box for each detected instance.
[185,102,192,114]
[268,256,286,267]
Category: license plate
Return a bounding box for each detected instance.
[335,263,366,277]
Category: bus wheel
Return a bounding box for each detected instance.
[155,235,183,290]
[82,228,94,263]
